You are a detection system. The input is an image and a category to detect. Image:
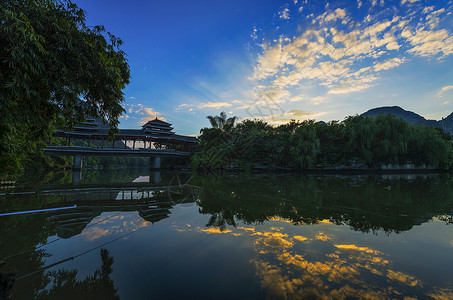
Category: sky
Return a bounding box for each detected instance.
[75,0,453,135]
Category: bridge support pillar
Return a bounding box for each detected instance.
[150,171,161,184]
[150,156,161,170]
[73,155,83,170]
[72,170,82,185]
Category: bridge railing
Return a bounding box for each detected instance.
[49,136,196,152]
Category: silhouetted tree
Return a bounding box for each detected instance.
[206,112,237,131]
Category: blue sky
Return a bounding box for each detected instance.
[75,0,453,135]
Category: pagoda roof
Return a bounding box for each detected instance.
[142,118,172,127]
[58,116,197,144]
[143,124,174,131]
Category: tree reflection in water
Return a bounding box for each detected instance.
[194,174,453,233]
[35,248,118,300]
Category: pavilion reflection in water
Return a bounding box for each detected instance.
[5,173,201,239]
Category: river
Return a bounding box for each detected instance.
[1,169,453,299]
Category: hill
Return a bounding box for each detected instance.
[361,106,453,134]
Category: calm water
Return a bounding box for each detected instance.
[1,169,453,299]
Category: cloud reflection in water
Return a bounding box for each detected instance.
[174,218,452,299]
[80,213,149,242]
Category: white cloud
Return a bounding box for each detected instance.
[426,8,445,29]
[311,96,326,104]
[176,101,234,112]
[198,102,233,109]
[438,86,453,97]
[401,0,419,4]
[253,43,289,80]
[423,6,435,14]
[251,2,453,100]
[251,26,258,40]
[176,103,190,111]
[289,95,307,102]
[254,87,291,103]
[279,8,290,20]
[328,84,372,94]
[135,107,167,125]
[363,17,398,36]
[287,109,316,118]
[316,8,349,25]
[374,57,406,71]
[243,109,319,124]
[403,28,453,57]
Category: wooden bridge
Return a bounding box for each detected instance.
[45,118,198,170]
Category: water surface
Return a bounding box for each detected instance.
[1,169,453,299]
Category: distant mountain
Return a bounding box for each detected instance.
[361,106,453,134]
[439,112,453,132]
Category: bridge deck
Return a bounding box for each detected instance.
[44,146,191,157]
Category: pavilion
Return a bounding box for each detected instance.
[53,117,198,152]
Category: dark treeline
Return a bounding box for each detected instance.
[192,113,453,171]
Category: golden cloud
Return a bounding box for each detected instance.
[197,227,232,234]
[334,244,382,255]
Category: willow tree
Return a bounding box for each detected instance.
[289,120,320,169]
[0,0,130,174]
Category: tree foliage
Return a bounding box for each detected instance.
[193,113,453,171]
[289,120,320,168]
[0,0,130,174]
[205,111,237,131]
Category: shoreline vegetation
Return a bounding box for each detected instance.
[192,112,453,173]
[5,112,453,179]
[2,111,453,180]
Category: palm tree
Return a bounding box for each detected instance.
[206,112,237,131]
